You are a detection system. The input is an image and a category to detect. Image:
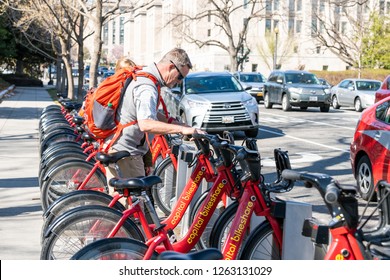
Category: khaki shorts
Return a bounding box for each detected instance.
[105,148,145,196]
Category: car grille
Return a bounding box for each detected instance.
[301,88,325,94]
[203,101,251,124]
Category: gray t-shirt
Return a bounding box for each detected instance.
[110,63,164,155]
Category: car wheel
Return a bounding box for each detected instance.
[320,104,330,112]
[245,129,258,138]
[282,94,291,111]
[356,155,376,201]
[354,98,363,112]
[264,93,273,109]
[332,95,340,109]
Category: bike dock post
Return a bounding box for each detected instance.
[282,201,314,259]
[175,143,207,236]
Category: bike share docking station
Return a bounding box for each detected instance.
[173,142,315,260]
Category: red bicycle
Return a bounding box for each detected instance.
[281,169,390,260]
[67,134,293,260]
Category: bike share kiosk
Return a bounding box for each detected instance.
[173,140,315,259]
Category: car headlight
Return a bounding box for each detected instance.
[324,88,331,94]
[288,87,303,94]
[243,98,257,106]
[187,100,209,108]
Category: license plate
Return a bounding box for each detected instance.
[222,116,234,123]
[309,96,318,101]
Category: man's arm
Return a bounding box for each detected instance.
[138,119,201,135]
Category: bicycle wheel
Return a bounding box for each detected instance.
[40,159,107,211]
[40,205,145,260]
[39,151,89,186]
[41,190,126,243]
[71,237,158,260]
[239,220,282,260]
[152,157,176,216]
[188,190,226,250]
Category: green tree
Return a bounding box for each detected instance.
[362,13,390,69]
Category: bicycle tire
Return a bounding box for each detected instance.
[40,205,145,260]
[40,131,81,156]
[209,201,239,250]
[188,190,226,250]
[39,152,89,186]
[239,220,282,260]
[71,237,158,260]
[40,159,107,211]
[41,190,126,243]
[152,157,176,216]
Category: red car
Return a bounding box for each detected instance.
[375,75,390,103]
[350,96,390,201]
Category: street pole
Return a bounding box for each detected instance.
[274,27,279,70]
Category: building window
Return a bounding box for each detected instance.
[316,46,321,54]
[208,29,211,37]
[208,10,211,22]
[323,65,328,70]
[119,17,124,45]
[103,23,108,45]
[288,18,295,33]
[341,22,347,35]
[266,0,272,12]
[243,0,248,9]
[265,18,272,32]
[112,19,116,45]
[311,18,317,36]
[297,0,302,11]
[252,64,258,72]
[294,45,298,53]
[274,0,280,10]
[380,1,385,15]
[289,0,295,11]
[296,20,302,33]
[319,0,325,12]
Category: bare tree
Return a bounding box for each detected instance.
[311,0,374,77]
[167,0,267,71]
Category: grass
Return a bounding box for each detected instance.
[46,88,58,101]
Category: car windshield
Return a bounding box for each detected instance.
[285,73,320,85]
[356,81,381,91]
[241,74,265,83]
[185,75,244,94]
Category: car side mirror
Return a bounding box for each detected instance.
[348,86,355,91]
[244,86,252,90]
[171,88,182,95]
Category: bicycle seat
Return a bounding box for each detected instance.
[95,151,130,165]
[109,175,162,195]
[158,248,223,260]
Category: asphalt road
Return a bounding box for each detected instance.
[233,104,378,226]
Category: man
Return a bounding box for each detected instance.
[105,48,203,204]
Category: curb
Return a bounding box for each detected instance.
[0,84,16,103]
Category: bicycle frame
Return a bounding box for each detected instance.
[150,134,178,170]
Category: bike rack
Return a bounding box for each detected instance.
[174,142,316,259]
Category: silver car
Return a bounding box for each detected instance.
[162,72,260,137]
[331,79,382,112]
[233,72,266,103]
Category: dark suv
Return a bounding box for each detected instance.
[263,70,331,112]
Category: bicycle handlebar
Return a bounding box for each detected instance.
[281,169,359,228]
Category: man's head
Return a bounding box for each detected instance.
[157,48,192,88]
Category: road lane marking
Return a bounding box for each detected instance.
[259,127,350,153]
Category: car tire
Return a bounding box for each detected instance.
[354,98,363,112]
[332,95,340,109]
[320,104,330,112]
[282,94,291,111]
[245,129,258,138]
[264,93,273,109]
[356,155,376,201]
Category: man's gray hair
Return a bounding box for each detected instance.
[159,48,193,69]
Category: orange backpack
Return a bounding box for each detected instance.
[82,66,161,142]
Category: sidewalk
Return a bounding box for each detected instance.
[0,86,54,259]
